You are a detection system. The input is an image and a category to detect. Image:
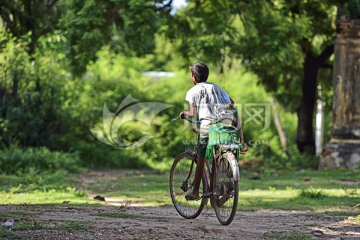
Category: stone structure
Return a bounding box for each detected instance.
[319,17,360,170]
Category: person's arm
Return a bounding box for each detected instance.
[229,97,235,107]
[179,103,197,119]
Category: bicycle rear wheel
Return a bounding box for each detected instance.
[212,152,239,225]
[170,151,205,219]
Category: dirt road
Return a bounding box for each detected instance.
[1,170,359,239]
[1,203,359,239]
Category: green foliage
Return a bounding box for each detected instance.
[264,231,315,240]
[342,0,360,18]
[165,0,241,68]
[0,0,66,55]
[0,1,341,171]
[61,0,172,76]
[169,0,339,110]
[0,146,81,174]
[84,169,360,211]
[0,28,319,171]
[166,0,346,154]
[300,188,328,199]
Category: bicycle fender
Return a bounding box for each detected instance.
[223,152,240,181]
[185,149,197,159]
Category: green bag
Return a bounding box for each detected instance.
[205,124,240,159]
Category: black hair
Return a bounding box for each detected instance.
[190,62,209,83]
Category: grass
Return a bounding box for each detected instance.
[95,212,142,219]
[95,211,170,221]
[84,168,360,214]
[263,231,316,240]
[0,168,358,239]
[0,217,89,239]
[0,171,97,205]
[0,229,20,239]
[88,172,170,206]
[299,188,328,199]
[56,221,88,232]
[0,168,359,214]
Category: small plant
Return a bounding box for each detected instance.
[13,220,43,231]
[0,229,20,239]
[300,188,328,199]
[95,212,140,219]
[264,231,315,240]
[56,221,87,232]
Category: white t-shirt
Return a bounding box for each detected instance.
[185,82,232,137]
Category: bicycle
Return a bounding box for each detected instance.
[169,116,242,225]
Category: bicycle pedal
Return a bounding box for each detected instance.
[201,192,213,198]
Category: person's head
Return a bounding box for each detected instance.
[189,62,209,83]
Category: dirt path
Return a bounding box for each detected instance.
[1,204,359,239]
[1,170,359,239]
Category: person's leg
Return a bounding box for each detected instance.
[236,114,248,152]
[185,137,207,201]
[187,155,205,199]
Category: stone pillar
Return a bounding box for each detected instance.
[319,17,360,170]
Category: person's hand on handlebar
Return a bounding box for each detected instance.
[179,111,187,119]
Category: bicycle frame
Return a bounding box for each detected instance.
[172,116,240,195]
[185,134,240,199]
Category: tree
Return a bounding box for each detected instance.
[167,0,347,154]
[0,0,174,148]
[0,0,65,55]
[61,0,173,76]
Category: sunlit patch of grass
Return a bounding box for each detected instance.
[90,173,172,206]
[0,170,96,205]
[1,168,359,215]
[0,188,96,205]
[84,169,360,214]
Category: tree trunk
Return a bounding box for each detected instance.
[296,44,334,154]
[296,53,318,154]
[271,98,291,158]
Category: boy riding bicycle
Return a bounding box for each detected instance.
[179,62,247,201]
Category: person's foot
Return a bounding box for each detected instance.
[185,192,200,201]
[240,143,248,154]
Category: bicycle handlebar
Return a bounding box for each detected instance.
[171,116,201,124]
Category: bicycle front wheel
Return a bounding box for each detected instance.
[169,151,205,219]
[212,152,239,225]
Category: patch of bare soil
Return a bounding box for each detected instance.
[1,170,359,239]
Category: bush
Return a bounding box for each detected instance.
[0,146,82,174]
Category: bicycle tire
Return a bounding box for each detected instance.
[212,151,239,225]
[169,151,205,219]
